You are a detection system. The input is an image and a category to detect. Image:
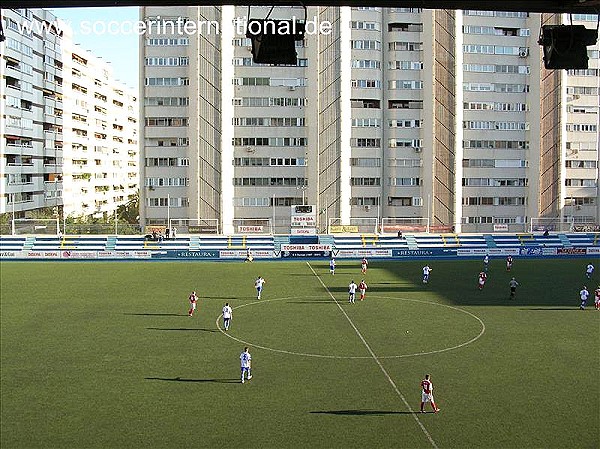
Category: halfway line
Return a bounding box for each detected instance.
[306,261,439,449]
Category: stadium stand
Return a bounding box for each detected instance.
[1,232,598,254]
[490,233,564,247]
[0,236,27,251]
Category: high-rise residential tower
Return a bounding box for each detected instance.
[1,8,139,219]
[140,6,599,233]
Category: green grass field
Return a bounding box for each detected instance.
[1,258,599,449]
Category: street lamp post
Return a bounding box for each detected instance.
[272,194,276,234]
[297,185,307,205]
[167,193,171,230]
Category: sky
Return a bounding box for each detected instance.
[50,7,140,90]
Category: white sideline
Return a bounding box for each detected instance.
[306,261,439,449]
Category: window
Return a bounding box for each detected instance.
[351,138,381,148]
[388,80,423,89]
[389,100,423,109]
[146,37,190,46]
[350,40,381,50]
[145,117,189,127]
[350,178,381,186]
[350,158,381,167]
[145,57,189,66]
[145,77,189,86]
[351,79,381,88]
[351,21,380,31]
[388,41,423,51]
[351,60,381,69]
[350,99,381,108]
[389,177,420,186]
[389,60,423,70]
[389,138,422,148]
[388,23,423,32]
[388,197,412,206]
[565,160,597,169]
[144,97,190,107]
[352,118,381,127]
[389,119,421,128]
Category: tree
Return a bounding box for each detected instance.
[117,190,139,224]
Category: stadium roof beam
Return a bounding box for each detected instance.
[3,0,600,13]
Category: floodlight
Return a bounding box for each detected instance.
[539,25,598,69]
[246,19,305,65]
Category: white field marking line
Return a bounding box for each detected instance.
[215,295,485,360]
[306,261,439,449]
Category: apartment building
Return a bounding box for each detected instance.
[61,38,139,217]
[563,14,600,228]
[1,8,139,219]
[1,8,64,216]
[140,6,599,233]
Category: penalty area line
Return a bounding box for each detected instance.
[306,261,439,449]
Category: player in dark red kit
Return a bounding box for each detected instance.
[478,271,487,290]
[506,255,513,271]
[420,374,440,413]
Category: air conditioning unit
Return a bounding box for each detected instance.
[245,147,255,153]
[288,86,297,91]
[576,205,582,210]
[573,94,581,99]
[364,205,371,211]
[519,48,529,57]
[246,46,253,52]
[414,147,422,153]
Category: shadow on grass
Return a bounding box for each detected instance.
[145,377,239,383]
[124,313,187,317]
[147,327,219,332]
[377,259,597,307]
[310,409,414,416]
[520,308,582,311]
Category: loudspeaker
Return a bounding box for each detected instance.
[539,25,598,70]
[246,19,305,65]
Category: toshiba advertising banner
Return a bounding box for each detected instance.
[219,250,276,259]
[281,244,331,252]
[237,226,264,233]
[290,215,316,227]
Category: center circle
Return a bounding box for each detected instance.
[215,295,485,359]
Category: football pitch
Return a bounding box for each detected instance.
[1,258,598,449]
